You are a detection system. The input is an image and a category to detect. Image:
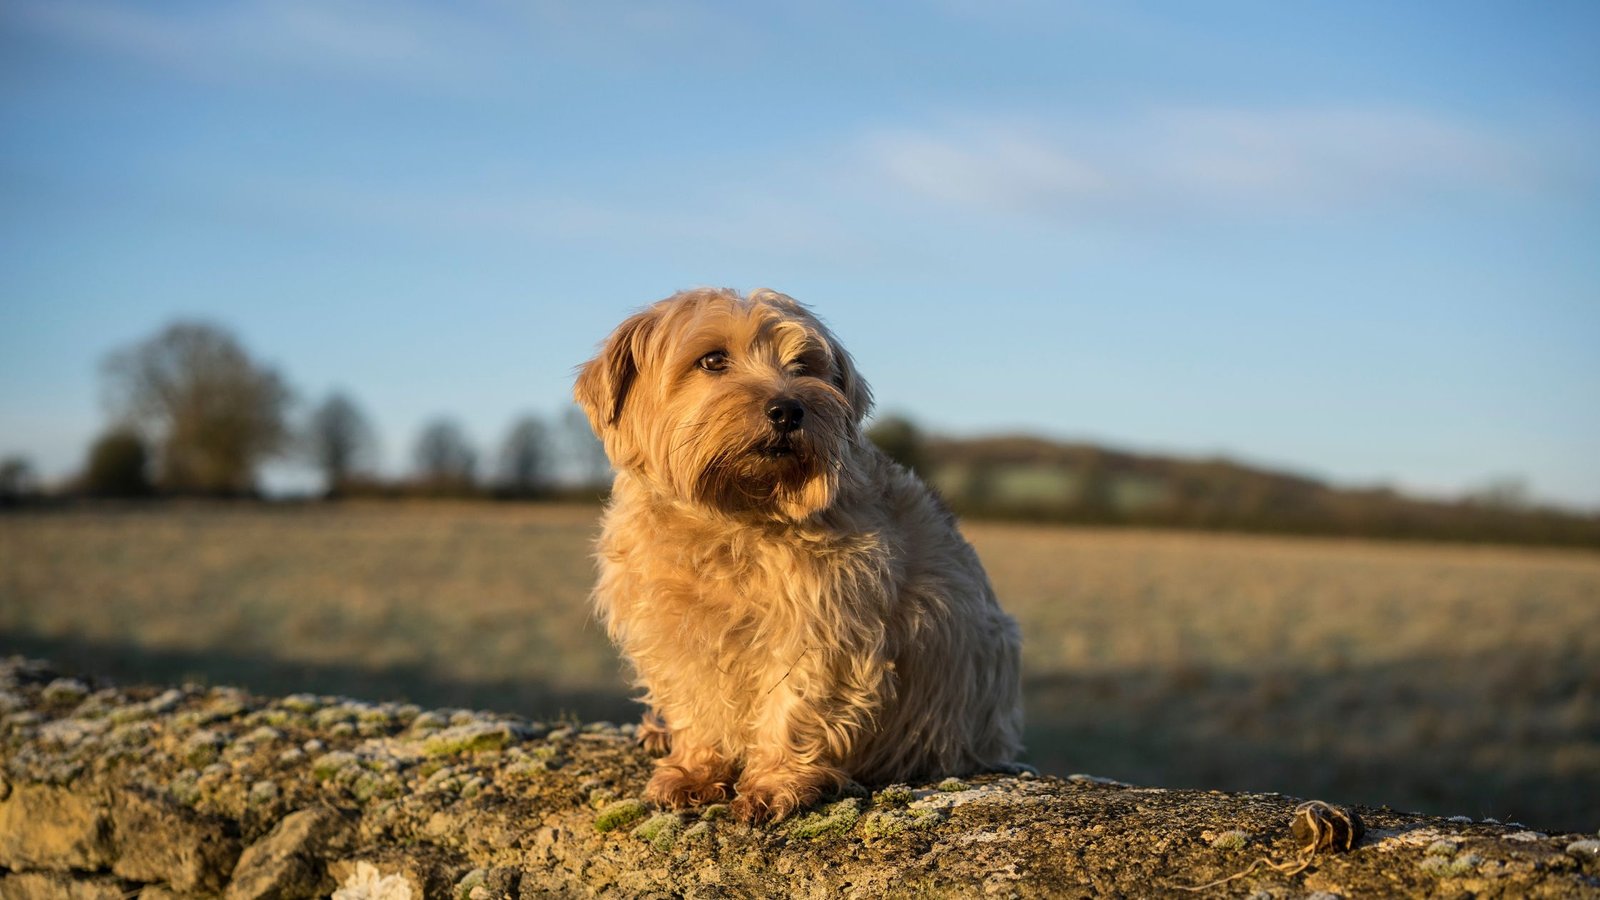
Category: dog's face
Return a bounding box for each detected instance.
[575,288,872,520]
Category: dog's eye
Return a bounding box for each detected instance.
[697,351,730,372]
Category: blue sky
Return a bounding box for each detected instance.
[2,1,1597,507]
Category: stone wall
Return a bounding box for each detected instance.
[2,657,1596,898]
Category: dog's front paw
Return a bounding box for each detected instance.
[645,764,732,809]
[729,781,819,824]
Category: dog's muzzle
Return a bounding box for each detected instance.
[766,398,804,434]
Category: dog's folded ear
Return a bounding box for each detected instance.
[828,339,874,425]
[575,307,659,434]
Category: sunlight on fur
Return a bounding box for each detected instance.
[575,287,1023,823]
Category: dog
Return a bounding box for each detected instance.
[574,287,1023,823]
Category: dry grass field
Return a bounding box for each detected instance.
[3,503,1597,832]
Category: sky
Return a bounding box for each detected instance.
[2,1,1597,507]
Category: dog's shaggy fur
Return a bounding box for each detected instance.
[575,287,1023,823]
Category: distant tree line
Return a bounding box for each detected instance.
[3,320,1596,548]
[1,320,610,503]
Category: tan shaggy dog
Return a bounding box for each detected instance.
[575,287,1023,823]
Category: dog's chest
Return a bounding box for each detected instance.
[605,513,893,645]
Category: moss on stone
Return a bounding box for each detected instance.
[351,772,400,803]
[873,785,914,807]
[936,778,968,793]
[632,812,683,851]
[788,798,862,840]
[859,807,942,840]
[593,798,648,833]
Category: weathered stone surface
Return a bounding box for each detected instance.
[112,788,242,892]
[0,783,113,870]
[0,872,129,900]
[2,656,1597,898]
[225,805,353,900]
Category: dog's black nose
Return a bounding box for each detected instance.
[766,398,804,433]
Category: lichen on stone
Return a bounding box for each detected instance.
[1424,838,1460,857]
[280,693,323,713]
[1419,852,1483,877]
[247,779,280,806]
[1567,839,1600,856]
[453,867,487,900]
[161,769,201,806]
[313,751,359,781]
[1209,829,1250,850]
[422,723,515,757]
[40,678,89,708]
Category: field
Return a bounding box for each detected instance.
[3,503,1597,832]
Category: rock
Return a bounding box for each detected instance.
[0,783,113,870]
[0,657,1596,899]
[0,872,129,900]
[111,789,242,893]
[224,805,353,900]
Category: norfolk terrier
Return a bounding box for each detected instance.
[575,287,1023,823]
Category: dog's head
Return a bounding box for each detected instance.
[575,288,872,520]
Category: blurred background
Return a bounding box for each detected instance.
[2,2,1597,832]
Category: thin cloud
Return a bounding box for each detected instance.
[863,129,1109,216]
[864,107,1546,220]
[7,0,514,90]
[6,0,747,90]
[205,170,874,263]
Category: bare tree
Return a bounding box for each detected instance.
[498,414,552,497]
[305,391,379,496]
[101,321,292,495]
[413,418,477,492]
[563,406,611,489]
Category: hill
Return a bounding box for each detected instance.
[913,434,1600,547]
